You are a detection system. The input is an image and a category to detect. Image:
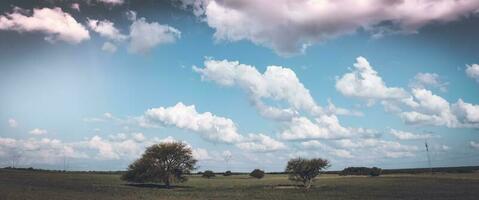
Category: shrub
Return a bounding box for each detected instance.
[249,169,265,179]
[285,157,330,189]
[224,170,233,176]
[202,170,215,178]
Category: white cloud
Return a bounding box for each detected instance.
[452,99,479,124]
[280,116,351,140]
[389,128,432,140]
[301,140,353,158]
[71,3,80,12]
[97,0,124,5]
[87,134,149,160]
[29,128,47,136]
[236,134,286,152]
[410,73,448,92]
[131,132,145,142]
[101,42,117,53]
[142,102,243,143]
[400,88,458,127]
[88,135,119,160]
[336,57,479,128]
[336,56,409,102]
[470,141,479,150]
[87,19,127,41]
[128,18,181,53]
[466,64,479,82]
[0,7,89,44]
[0,137,87,165]
[8,118,18,128]
[194,59,321,119]
[335,138,418,158]
[180,0,479,55]
[192,148,212,160]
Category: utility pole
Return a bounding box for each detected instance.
[425,139,432,174]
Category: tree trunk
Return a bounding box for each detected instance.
[164,177,170,188]
[304,179,313,190]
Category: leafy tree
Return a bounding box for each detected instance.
[369,167,382,177]
[121,142,197,187]
[223,170,233,176]
[202,170,215,178]
[249,169,265,179]
[285,157,330,189]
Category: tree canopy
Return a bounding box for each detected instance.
[285,157,330,189]
[121,142,197,187]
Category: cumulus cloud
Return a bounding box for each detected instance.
[87,133,156,160]
[452,99,479,124]
[140,102,286,152]
[0,137,87,165]
[128,17,181,53]
[97,0,124,5]
[470,141,479,150]
[337,56,479,128]
[180,0,479,55]
[410,73,448,92]
[389,128,432,140]
[336,56,409,103]
[236,134,286,152]
[142,102,243,143]
[71,3,80,12]
[87,19,127,41]
[301,140,353,158]
[466,64,479,82]
[400,88,458,127]
[102,41,117,53]
[192,148,212,160]
[194,59,322,119]
[0,7,89,44]
[194,58,371,141]
[8,118,18,128]
[335,138,418,158]
[280,116,350,140]
[29,128,48,136]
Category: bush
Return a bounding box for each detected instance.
[224,170,233,176]
[202,170,215,178]
[369,167,382,177]
[249,169,265,179]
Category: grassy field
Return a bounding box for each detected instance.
[1,169,479,199]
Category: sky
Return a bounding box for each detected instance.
[1,0,479,172]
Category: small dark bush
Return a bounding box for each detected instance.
[249,169,265,179]
[369,167,382,177]
[202,170,215,178]
[224,170,233,176]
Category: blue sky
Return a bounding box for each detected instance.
[1,0,479,172]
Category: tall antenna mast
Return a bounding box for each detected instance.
[425,139,432,174]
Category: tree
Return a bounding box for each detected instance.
[223,170,233,176]
[285,157,330,189]
[249,169,265,179]
[121,142,197,187]
[369,167,382,177]
[202,170,215,178]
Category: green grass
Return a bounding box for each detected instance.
[1,169,479,199]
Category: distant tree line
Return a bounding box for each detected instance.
[339,167,382,176]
